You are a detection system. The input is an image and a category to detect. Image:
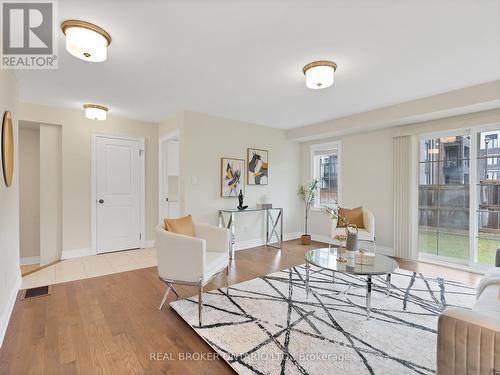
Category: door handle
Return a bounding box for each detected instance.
[98,199,104,204]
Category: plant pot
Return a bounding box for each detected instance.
[301,234,311,245]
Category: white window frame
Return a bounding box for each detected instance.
[310,141,341,209]
[417,124,500,272]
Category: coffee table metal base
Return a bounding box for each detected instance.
[305,261,392,320]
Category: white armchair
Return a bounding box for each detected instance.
[330,208,375,244]
[155,223,230,326]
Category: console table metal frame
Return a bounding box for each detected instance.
[218,207,283,259]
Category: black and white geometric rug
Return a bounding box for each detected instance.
[170,265,476,375]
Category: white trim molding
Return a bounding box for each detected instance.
[141,240,155,248]
[234,233,302,251]
[61,248,93,260]
[158,130,181,223]
[0,271,22,347]
[20,256,40,265]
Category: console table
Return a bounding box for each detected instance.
[218,207,283,259]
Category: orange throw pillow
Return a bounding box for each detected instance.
[164,215,195,237]
[337,207,364,229]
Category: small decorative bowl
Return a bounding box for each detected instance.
[334,234,348,242]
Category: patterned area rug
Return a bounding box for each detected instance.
[170,265,476,375]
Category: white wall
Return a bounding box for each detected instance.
[0,70,20,346]
[182,111,301,245]
[301,108,500,254]
[19,103,159,254]
[301,128,394,251]
[39,124,62,264]
[19,125,40,260]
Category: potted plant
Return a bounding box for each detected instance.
[297,179,319,245]
[323,205,349,234]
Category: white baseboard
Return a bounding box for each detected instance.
[61,248,93,260]
[62,242,155,260]
[0,270,22,347]
[375,245,394,256]
[310,234,331,244]
[235,232,302,251]
[20,256,40,265]
[141,240,155,248]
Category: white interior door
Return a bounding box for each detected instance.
[160,139,180,219]
[96,136,142,253]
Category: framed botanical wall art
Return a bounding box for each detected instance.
[247,148,268,185]
[221,157,245,197]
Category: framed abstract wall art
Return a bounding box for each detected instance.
[221,157,245,197]
[247,148,268,185]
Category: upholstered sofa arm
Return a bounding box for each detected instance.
[155,226,206,283]
[194,223,229,253]
[437,307,500,375]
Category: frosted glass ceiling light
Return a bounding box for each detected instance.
[62,20,111,62]
[303,60,337,89]
[83,104,108,120]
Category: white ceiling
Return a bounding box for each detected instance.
[15,0,500,129]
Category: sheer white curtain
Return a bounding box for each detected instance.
[393,135,418,260]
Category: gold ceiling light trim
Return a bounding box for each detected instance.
[302,60,337,75]
[61,20,112,46]
[83,103,109,112]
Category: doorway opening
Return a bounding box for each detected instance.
[159,132,180,222]
[18,121,62,276]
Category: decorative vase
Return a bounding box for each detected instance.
[345,225,359,253]
[301,234,311,245]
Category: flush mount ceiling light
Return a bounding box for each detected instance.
[83,104,108,120]
[303,60,337,89]
[61,20,111,62]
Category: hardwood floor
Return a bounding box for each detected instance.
[0,239,481,375]
[20,263,40,276]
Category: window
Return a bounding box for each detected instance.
[484,133,498,148]
[476,130,500,265]
[418,134,470,263]
[417,129,500,267]
[311,142,341,208]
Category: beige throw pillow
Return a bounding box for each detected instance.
[337,207,364,229]
[164,215,195,237]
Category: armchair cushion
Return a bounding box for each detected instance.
[164,214,195,237]
[338,207,364,228]
[195,223,229,253]
[205,252,229,281]
[156,225,205,283]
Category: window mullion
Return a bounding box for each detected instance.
[469,129,478,266]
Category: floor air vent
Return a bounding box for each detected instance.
[22,285,50,300]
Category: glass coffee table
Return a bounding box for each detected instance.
[304,247,399,319]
